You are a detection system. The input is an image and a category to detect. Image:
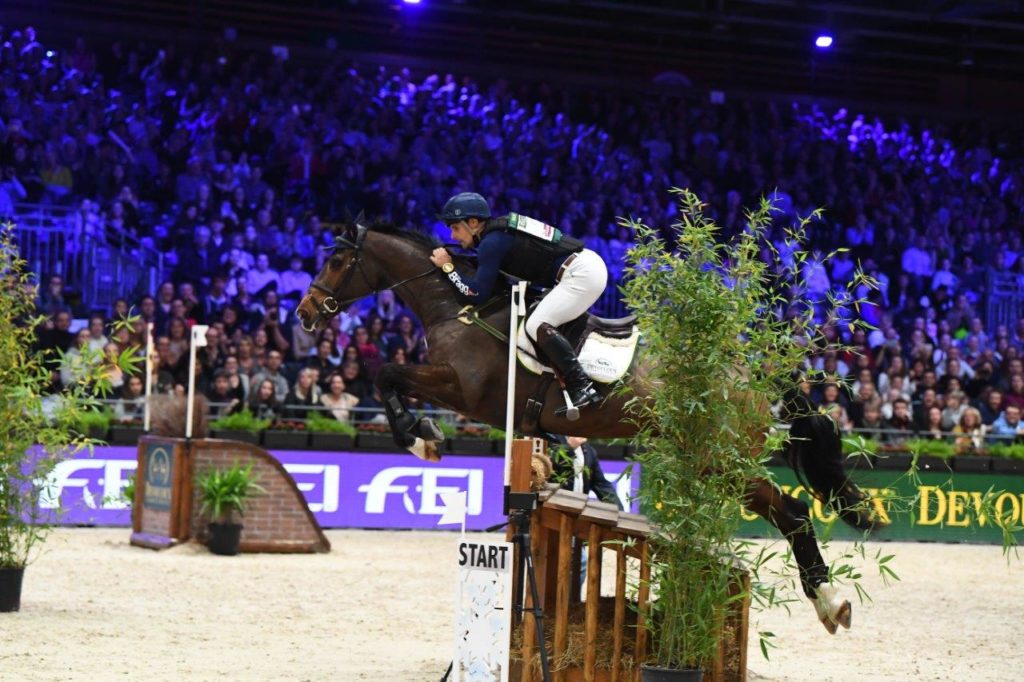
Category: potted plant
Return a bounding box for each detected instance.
[208,408,270,445]
[447,421,495,455]
[109,419,145,445]
[307,412,357,450]
[75,408,112,442]
[903,438,954,472]
[621,192,854,678]
[988,443,1024,475]
[355,421,403,452]
[0,223,141,612]
[195,461,265,555]
[262,419,310,450]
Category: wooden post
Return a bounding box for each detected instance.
[634,541,651,682]
[553,513,573,682]
[583,523,602,681]
[611,545,626,682]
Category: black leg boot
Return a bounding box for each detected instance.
[536,323,601,414]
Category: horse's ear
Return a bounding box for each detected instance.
[354,210,367,230]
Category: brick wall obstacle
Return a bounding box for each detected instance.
[132,436,330,554]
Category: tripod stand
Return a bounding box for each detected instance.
[507,490,551,682]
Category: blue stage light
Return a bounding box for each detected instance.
[815,35,834,49]
[403,0,422,4]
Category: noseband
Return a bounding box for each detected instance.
[303,223,439,332]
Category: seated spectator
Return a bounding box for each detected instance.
[36,274,70,316]
[221,355,250,402]
[248,378,282,422]
[858,403,886,436]
[86,314,110,353]
[244,253,280,299]
[352,325,383,379]
[60,329,94,389]
[113,374,146,422]
[884,397,914,442]
[978,388,1004,426]
[166,317,190,365]
[279,255,312,304]
[207,369,243,418]
[941,391,967,431]
[953,408,985,453]
[251,349,290,403]
[1002,374,1024,412]
[320,372,360,423]
[283,368,322,419]
[922,406,945,441]
[102,342,126,392]
[989,405,1024,444]
[339,359,372,405]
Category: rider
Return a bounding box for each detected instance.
[429,191,606,413]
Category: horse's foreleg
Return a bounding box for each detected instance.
[375,363,464,462]
[745,478,851,634]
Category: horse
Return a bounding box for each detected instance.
[296,219,879,634]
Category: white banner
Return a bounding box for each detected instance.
[453,539,513,682]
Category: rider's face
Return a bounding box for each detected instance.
[448,219,478,249]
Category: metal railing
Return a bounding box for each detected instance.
[13,203,166,314]
[986,269,1024,334]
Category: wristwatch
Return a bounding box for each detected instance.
[442,262,455,274]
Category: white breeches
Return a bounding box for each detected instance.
[525,249,608,340]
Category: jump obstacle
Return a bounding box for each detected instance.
[505,440,750,682]
[130,435,331,553]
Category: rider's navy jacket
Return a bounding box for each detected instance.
[444,221,577,304]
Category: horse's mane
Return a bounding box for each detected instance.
[368,220,477,269]
[368,220,439,252]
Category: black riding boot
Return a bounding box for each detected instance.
[537,323,601,412]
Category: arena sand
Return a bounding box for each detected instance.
[0,529,1021,681]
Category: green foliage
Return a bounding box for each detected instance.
[121,475,136,506]
[903,438,956,459]
[208,408,271,434]
[435,419,458,439]
[195,461,266,523]
[987,443,1024,460]
[842,434,879,457]
[306,412,357,436]
[74,408,113,436]
[620,190,872,670]
[487,427,506,441]
[0,221,141,569]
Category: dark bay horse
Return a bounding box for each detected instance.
[296,220,878,634]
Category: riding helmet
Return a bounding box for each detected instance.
[438,192,491,224]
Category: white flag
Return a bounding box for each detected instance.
[437,490,468,528]
[191,324,210,348]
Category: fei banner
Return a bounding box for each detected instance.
[37,447,1024,543]
[38,446,638,531]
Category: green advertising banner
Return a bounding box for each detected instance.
[740,467,1024,544]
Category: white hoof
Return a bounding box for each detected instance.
[813,584,852,634]
[409,437,442,463]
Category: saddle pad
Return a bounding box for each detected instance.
[516,322,641,384]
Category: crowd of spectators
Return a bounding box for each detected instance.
[4,26,1024,443]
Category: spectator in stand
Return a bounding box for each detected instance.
[251,349,290,403]
[989,405,1024,444]
[279,254,312,305]
[320,372,360,423]
[206,369,243,418]
[1002,374,1024,412]
[283,368,322,419]
[221,355,249,402]
[114,374,146,422]
[953,408,985,452]
[922,406,945,440]
[244,253,281,299]
[36,275,70,316]
[885,397,915,442]
[248,378,282,422]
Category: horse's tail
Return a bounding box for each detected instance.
[781,392,882,532]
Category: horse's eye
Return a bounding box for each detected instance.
[327,255,345,270]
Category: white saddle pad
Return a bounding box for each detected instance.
[516,321,641,383]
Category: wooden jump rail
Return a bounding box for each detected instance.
[508,440,749,682]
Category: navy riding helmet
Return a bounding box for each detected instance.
[438,192,491,224]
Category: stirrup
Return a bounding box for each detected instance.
[554,385,600,421]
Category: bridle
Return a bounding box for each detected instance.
[303,222,438,332]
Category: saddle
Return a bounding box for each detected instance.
[516,302,641,384]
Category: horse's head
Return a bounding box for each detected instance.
[296,215,373,332]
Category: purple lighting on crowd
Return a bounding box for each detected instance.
[815,34,834,49]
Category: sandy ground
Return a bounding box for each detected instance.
[1,530,1022,681]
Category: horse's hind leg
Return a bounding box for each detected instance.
[745,478,851,634]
